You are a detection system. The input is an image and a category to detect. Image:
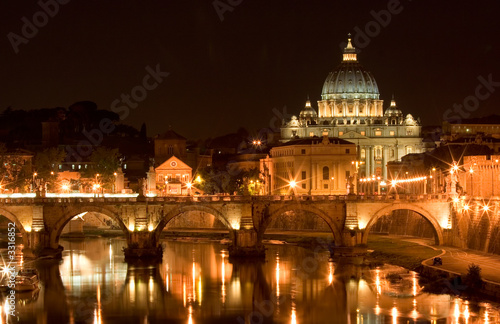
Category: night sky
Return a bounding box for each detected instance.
[1,0,499,140]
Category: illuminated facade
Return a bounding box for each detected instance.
[155,156,192,195]
[260,135,356,195]
[281,37,423,179]
[461,155,500,197]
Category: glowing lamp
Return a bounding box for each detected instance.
[128,224,134,231]
[230,221,240,230]
[148,224,154,232]
[289,180,297,188]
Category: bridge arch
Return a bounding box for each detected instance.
[154,204,235,243]
[362,204,444,245]
[261,204,342,246]
[0,208,29,246]
[50,206,129,248]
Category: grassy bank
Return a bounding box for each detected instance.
[366,235,441,270]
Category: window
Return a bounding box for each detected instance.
[301,171,306,180]
[322,166,329,180]
[349,107,353,113]
[78,165,81,170]
[361,149,366,159]
[301,149,306,154]
[390,130,395,136]
[346,149,350,154]
[359,107,364,113]
[72,164,75,170]
[322,131,329,136]
[309,132,314,137]
[59,165,62,169]
[324,184,329,189]
[301,183,306,189]
[124,164,127,169]
[375,131,382,136]
[338,131,344,136]
[406,146,413,154]
[360,131,365,136]
[168,145,174,155]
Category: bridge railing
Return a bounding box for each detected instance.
[0,193,452,204]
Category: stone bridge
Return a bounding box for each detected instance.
[0,194,454,259]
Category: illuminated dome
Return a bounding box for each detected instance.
[384,98,403,117]
[299,98,317,119]
[321,37,380,100]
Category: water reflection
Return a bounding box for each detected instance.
[2,237,500,323]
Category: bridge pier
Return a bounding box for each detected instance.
[124,231,163,260]
[330,229,367,262]
[23,231,63,259]
[228,229,265,259]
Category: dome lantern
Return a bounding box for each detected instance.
[343,34,357,62]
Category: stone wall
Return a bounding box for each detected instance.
[163,211,227,230]
[266,210,332,232]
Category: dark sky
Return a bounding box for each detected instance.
[1,0,499,140]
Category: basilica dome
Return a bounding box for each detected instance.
[321,37,380,101]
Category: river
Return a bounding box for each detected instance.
[2,237,500,323]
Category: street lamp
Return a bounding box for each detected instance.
[32,172,38,192]
[93,183,100,197]
[186,181,192,196]
[288,180,297,195]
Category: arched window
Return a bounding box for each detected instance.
[323,166,329,180]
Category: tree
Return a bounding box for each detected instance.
[83,147,120,190]
[33,148,65,191]
[463,263,483,293]
[195,166,262,195]
[0,144,32,192]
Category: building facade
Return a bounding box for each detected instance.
[442,115,500,154]
[260,136,356,195]
[280,37,424,180]
[155,156,192,195]
[461,155,500,197]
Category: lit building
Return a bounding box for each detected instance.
[442,115,500,154]
[155,156,192,195]
[461,155,500,197]
[260,135,356,195]
[280,36,424,179]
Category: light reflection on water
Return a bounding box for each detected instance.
[1,237,499,323]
